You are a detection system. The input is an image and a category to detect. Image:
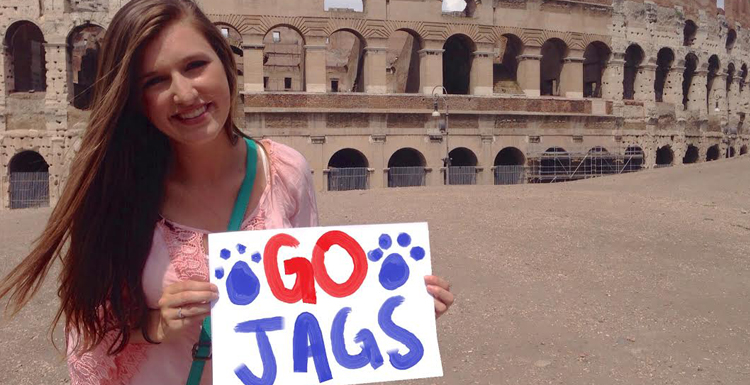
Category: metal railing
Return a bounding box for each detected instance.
[446,166,476,185]
[8,172,50,209]
[493,165,526,185]
[388,167,425,188]
[327,167,369,191]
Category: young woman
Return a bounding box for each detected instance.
[0,1,454,384]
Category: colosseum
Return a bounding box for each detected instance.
[1,0,749,209]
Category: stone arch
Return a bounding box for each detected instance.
[740,64,748,93]
[67,23,105,110]
[540,38,568,96]
[387,147,426,187]
[386,29,423,94]
[740,145,748,155]
[494,147,525,166]
[706,144,720,161]
[447,147,478,185]
[5,20,47,93]
[443,34,476,95]
[623,44,644,100]
[8,150,50,209]
[327,29,367,93]
[324,0,364,12]
[726,29,737,52]
[327,148,369,191]
[540,147,571,181]
[655,145,674,166]
[583,41,610,98]
[682,53,698,110]
[586,146,616,174]
[494,34,524,94]
[623,145,644,172]
[683,144,699,164]
[655,48,674,102]
[684,20,698,46]
[726,62,736,113]
[707,55,720,112]
[493,146,526,185]
[263,25,306,91]
[726,146,736,158]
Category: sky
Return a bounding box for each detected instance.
[718,0,724,9]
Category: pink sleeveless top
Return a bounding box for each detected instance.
[67,140,319,385]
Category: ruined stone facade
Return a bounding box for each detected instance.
[1,0,750,208]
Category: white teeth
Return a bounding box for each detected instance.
[178,105,207,120]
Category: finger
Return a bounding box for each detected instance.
[164,280,218,295]
[159,290,219,308]
[163,313,206,330]
[168,303,212,320]
[427,285,455,307]
[434,298,447,318]
[424,275,451,291]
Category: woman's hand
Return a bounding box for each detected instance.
[153,280,218,343]
[424,275,454,319]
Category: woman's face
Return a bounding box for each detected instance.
[138,20,230,147]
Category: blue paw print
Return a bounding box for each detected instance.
[367,232,426,291]
[215,243,263,305]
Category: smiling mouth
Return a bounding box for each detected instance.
[175,103,210,121]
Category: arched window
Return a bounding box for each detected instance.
[324,0,363,12]
[706,144,720,161]
[707,55,720,112]
[447,147,477,185]
[263,26,305,92]
[386,29,422,94]
[623,44,644,100]
[9,151,49,209]
[494,34,524,94]
[655,145,674,167]
[655,48,674,102]
[327,148,369,191]
[5,21,46,92]
[67,24,106,109]
[623,146,644,173]
[443,34,475,95]
[726,29,737,52]
[684,20,698,46]
[683,145,699,164]
[327,30,366,93]
[682,54,698,110]
[540,38,568,96]
[583,42,611,98]
[387,148,426,187]
[493,147,526,185]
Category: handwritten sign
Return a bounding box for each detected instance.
[208,222,443,385]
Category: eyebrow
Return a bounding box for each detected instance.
[139,53,209,81]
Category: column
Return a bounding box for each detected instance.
[363,43,387,94]
[559,52,584,98]
[470,45,494,96]
[689,69,708,117]
[709,72,727,117]
[634,60,657,102]
[242,42,264,93]
[418,48,443,94]
[516,46,542,97]
[602,53,625,100]
[44,42,68,132]
[0,43,8,132]
[480,135,494,185]
[304,39,327,93]
[727,76,740,119]
[663,65,685,106]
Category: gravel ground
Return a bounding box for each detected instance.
[1,156,749,385]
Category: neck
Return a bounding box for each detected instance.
[168,131,245,187]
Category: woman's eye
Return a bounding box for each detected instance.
[187,60,207,71]
[143,77,164,89]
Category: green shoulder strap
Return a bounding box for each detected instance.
[186,138,258,385]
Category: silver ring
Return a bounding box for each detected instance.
[178,307,184,319]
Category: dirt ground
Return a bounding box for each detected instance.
[1,156,749,385]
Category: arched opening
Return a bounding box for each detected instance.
[683,144,699,164]
[583,41,610,98]
[216,23,244,75]
[67,24,105,110]
[740,145,748,155]
[493,147,526,185]
[623,44,644,100]
[740,64,748,94]
[726,146,736,158]
[655,48,674,102]
[540,38,568,96]
[327,30,366,93]
[324,0,364,12]
[707,55,720,112]
[442,0,475,17]
[8,151,49,209]
[447,147,477,185]
[655,145,674,167]
[585,146,616,175]
[538,147,571,182]
[493,34,524,94]
[5,21,46,92]
[623,146,644,173]
[684,20,698,46]
[263,26,305,92]
[387,148,426,187]
[327,148,369,191]
[683,54,698,110]
[386,29,422,94]
[443,34,475,95]
[706,144,720,161]
[726,62,736,113]
[726,29,737,52]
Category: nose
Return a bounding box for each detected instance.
[171,73,197,105]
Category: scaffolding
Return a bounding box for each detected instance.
[523,141,645,183]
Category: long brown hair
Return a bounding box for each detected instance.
[0,0,241,354]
